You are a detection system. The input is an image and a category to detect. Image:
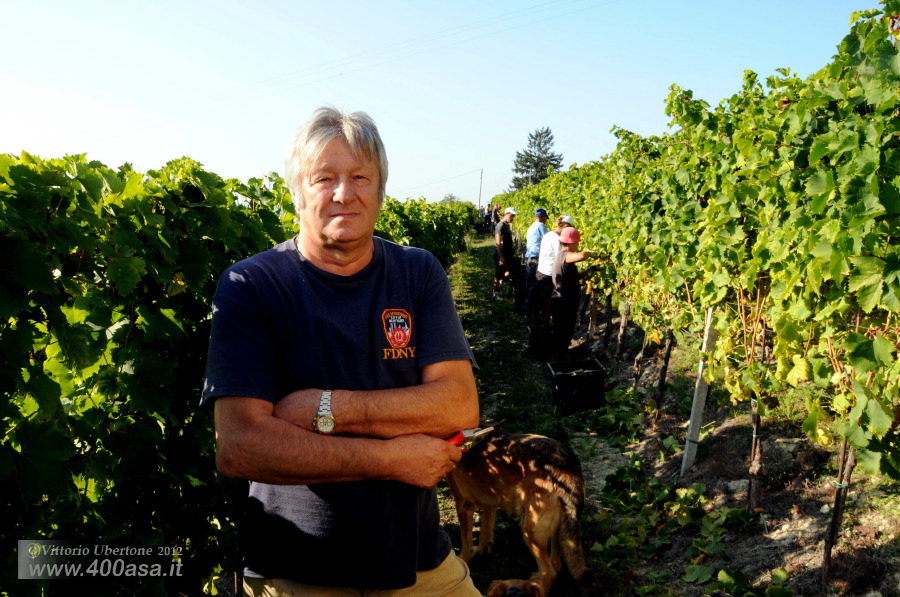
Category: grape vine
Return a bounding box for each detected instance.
[0,153,475,595]
[500,4,900,480]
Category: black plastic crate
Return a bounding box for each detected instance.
[547,359,606,414]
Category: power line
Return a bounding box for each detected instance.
[389,168,485,198]
[223,0,627,104]
[224,0,584,98]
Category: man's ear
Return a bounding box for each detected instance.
[293,190,305,211]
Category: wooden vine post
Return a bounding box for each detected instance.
[747,396,763,512]
[632,336,649,392]
[578,282,592,325]
[681,308,718,476]
[589,288,601,331]
[822,437,858,588]
[602,294,614,352]
[614,300,632,364]
[654,328,675,428]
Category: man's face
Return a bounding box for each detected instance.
[505,213,515,222]
[297,138,381,247]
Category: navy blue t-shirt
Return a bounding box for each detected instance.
[201,236,477,589]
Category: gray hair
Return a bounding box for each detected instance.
[284,106,388,209]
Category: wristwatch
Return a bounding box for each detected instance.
[312,390,336,434]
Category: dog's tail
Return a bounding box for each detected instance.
[559,501,593,587]
[556,465,594,588]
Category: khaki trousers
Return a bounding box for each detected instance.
[243,552,481,597]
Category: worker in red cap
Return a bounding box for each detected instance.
[550,226,595,360]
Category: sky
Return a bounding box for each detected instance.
[2,0,879,208]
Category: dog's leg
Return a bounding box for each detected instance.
[549,521,563,575]
[522,515,558,597]
[477,507,498,557]
[457,503,476,563]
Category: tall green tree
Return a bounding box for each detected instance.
[509,127,564,190]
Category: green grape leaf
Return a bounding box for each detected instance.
[882,286,900,313]
[0,238,56,294]
[844,332,878,373]
[683,565,714,583]
[809,357,833,388]
[866,398,894,438]
[770,568,791,585]
[24,365,63,417]
[801,412,820,436]
[809,134,832,165]
[837,419,870,449]
[856,282,883,313]
[14,419,76,499]
[855,449,882,476]
[848,256,884,293]
[873,333,896,366]
[786,355,811,387]
[805,169,835,214]
[107,256,146,296]
[881,178,900,214]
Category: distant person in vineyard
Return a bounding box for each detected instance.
[491,203,502,224]
[524,208,548,323]
[492,207,523,312]
[534,215,574,325]
[202,106,481,596]
[480,206,492,232]
[550,226,595,361]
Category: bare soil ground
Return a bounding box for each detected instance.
[575,322,900,597]
[446,238,900,597]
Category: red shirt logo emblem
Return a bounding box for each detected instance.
[382,309,412,348]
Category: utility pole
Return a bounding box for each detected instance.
[477,169,483,209]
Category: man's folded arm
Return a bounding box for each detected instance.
[214,394,465,489]
[272,359,480,440]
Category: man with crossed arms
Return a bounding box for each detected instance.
[202,106,481,596]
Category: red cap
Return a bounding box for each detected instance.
[559,227,581,244]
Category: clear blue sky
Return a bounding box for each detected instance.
[3,0,876,207]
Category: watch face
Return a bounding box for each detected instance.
[316,415,336,434]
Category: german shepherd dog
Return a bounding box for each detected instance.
[446,430,592,597]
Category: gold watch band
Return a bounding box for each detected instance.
[313,390,336,434]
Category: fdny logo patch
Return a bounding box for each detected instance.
[382,309,412,348]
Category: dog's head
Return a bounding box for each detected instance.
[487,579,543,597]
